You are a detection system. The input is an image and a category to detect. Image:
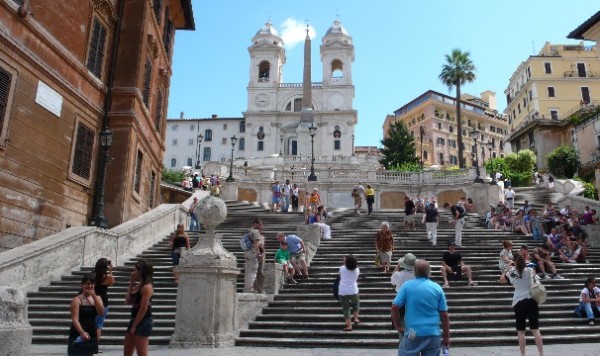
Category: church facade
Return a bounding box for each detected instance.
[243,19,357,159]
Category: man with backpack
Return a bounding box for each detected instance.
[241,218,265,293]
[450,204,466,247]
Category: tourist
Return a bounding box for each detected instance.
[505,186,516,209]
[440,241,476,287]
[522,200,532,215]
[485,205,495,229]
[351,185,362,213]
[582,206,597,225]
[314,205,332,239]
[192,174,200,190]
[276,232,309,278]
[534,171,541,186]
[182,177,193,192]
[557,245,577,264]
[573,237,589,263]
[274,241,297,284]
[498,240,514,283]
[169,223,190,283]
[365,184,375,216]
[449,204,466,246]
[209,174,217,187]
[528,210,544,240]
[271,180,282,212]
[281,179,292,212]
[303,191,311,222]
[576,277,600,325]
[124,260,153,356]
[512,210,533,236]
[291,183,299,212]
[429,195,438,208]
[415,194,425,213]
[308,191,319,213]
[339,255,361,331]
[68,273,104,356]
[243,218,265,293]
[188,197,200,231]
[391,259,450,356]
[210,180,221,197]
[503,254,545,356]
[546,227,566,253]
[531,243,563,280]
[423,201,439,246]
[355,183,365,213]
[465,197,475,213]
[391,253,416,293]
[547,175,555,191]
[404,196,416,230]
[94,258,114,343]
[375,221,394,273]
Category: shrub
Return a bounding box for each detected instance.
[484,150,537,187]
[388,162,422,172]
[162,168,186,184]
[575,177,599,200]
[547,145,580,178]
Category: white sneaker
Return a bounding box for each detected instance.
[543,274,552,280]
[552,274,564,279]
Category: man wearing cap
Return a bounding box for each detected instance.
[391,259,450,355]
[391,253,416,293]
[440,241,476,287]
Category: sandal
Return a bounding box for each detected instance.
[353,319,362,325]
[343,327,352,332]
[469,282,478,286]
[442,283,449,288]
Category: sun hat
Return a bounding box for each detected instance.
[398,253,416,271]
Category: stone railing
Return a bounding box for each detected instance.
[0,204,187,293]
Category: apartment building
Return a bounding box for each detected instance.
[384,90,508,167]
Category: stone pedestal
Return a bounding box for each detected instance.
[221,182,238,201]
[170,197,240,348]
[296,224,321,264]
[0,287,32,355]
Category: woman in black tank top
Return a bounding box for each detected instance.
[124,260,154,356]
[68,273,104,356]
[93,258,114,343]
[169,223,190,283]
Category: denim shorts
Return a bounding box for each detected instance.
[95,306,109,329]
[127,318,153,337]
[171,251,181,266]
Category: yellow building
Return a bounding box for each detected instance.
[504,42,600,169]
[384,90,507,168]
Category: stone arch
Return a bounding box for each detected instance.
[380,191,409,209]
[238,188,257,202]
[437,190,465,208]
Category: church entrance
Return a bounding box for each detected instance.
[289,138,298,156]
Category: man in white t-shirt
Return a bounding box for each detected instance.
[281,180,292,212]
[504,186,516,209]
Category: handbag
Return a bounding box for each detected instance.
[375,252,381,267]
[530,269,547,304]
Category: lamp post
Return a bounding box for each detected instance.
[307,123,317,181]
[226,135,237,182]
[419,126,425,170]
[486,141,497,185]
[470,129,483,183]
[195,133,204,169]
[91,128,113,228]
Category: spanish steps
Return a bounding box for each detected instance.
[28,186,600,348]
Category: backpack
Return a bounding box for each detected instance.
[240,232,253,250]
[351,189,358,197]
[456,205,466,218]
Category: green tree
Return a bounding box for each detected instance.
[484,150,537,186]
[439,49,476,169]
[162,168,186,184]
[547,145,581,178]
[379,121,419,169]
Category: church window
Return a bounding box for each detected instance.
[238,137,245,150]
[186,157,192,166]
[223,123,227,130]
[170,158,176,167]
[134,150,143,194]
[258,61,270,82]
[86,17,108,79]
[334,140,341,150]
[239,121,245,133]
[71,122,95,181]
[285,102,292,111]
[294,98,302,112]
[331,59,343,81]
[188,139,194,145]
[204,129,212,141]
[203,147,211,161]
[257,126,265,140]
[222,137,227,145]
[257,141,264,151]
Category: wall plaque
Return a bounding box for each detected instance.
[35,81,63,117]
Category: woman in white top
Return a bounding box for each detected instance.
[578,277,600,325]
[338,255,361,331]
[504,254,544,356]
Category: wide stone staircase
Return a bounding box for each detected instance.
[29,187,600,347]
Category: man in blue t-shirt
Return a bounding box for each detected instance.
[391,259,450,356]
[276,232,309,278]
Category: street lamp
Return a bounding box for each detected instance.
[195,133,204,169]
[91,128,113,228]
[307,124,317,181]
[470,129,483,183]
[486,141,497,185]
[419,126,425,170]
[226,135,237,182]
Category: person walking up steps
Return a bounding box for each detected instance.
[365,184,375,216]
[423,201,439,246]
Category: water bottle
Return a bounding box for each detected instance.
[442,345,450,356]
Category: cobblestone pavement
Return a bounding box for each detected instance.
[31,343,600,356]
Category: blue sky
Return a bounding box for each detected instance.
[168,0,595,147]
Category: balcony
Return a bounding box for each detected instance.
[563,71,600,78]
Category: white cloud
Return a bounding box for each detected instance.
[280,18,317,49]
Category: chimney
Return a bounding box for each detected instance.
[180,111,184,119]
[211,114,218,118]
[480,91,497,111]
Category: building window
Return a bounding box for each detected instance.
[529,90,532,100]
[527,66,531,78]
[438,122,442,130]
[523,97,527,108]
[152,0,162,25]
[258,141,264,151]
[239,121,245,133]
[423,150,428,160]
[71,122,95,181]
[223,123,227,130]
[12,0,24,5]
[86,18,107,79]
[439,153,444,164]
[450,155,458,165]
[238,137,245,150]
[148,171,156,208]
[203,147,211,161]
[0,65,15,146]
[581,87,590,104]
[170,158,176,167]
[186,157,192,166]
[293,98,302,112]
[188,139,194,145]
[172,124,178,131]
[334,140,341,150]
[172,139,177,145]
[204,129,212,141]
[190,124,194,130]
[550,110,559,120]
[449,125,453,133]
[154,90,163,131]
[544,62,552,74]
[163,7,174,57]
[517,103,521,114]
[134,150,143,194]
[448,139,456,148]
[142,59,152,107]
[437,137,445,146]
[547,87,555,97]
[222,137,227,145]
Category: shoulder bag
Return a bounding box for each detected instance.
[530,268,547,304]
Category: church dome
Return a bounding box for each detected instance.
[252,21,284,47]
[255,21,278,36]
[323,19,351,44]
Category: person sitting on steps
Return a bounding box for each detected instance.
[440,241,476,288]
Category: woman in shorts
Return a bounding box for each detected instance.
[124,260,154,356]
[94,258,114,343]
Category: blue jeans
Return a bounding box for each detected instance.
[189,214,200,231]
[532,226,542,240]
[398,335,441,356]
[577,302,600,319]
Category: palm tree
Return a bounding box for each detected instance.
[439,49,476,169]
